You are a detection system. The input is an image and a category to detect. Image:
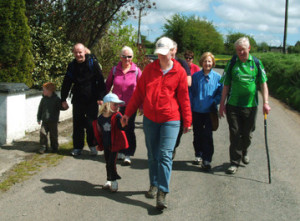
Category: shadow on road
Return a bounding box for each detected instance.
[40,178,163,215]
[1,141,40,153]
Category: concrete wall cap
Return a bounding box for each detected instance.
[0,83,29,94]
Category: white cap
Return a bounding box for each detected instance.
[154,37,173,55]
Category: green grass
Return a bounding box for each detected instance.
[0,142,73,192]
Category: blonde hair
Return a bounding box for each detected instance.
[98,102,119,116]
[199,52,216,67]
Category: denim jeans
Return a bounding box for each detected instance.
[143,116,180,193]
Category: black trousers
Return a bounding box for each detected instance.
[72,101,98,149]
[192,112,214,162]
[226,104,257,165]
[119,106,137,156]
[40,122,58,150]
[104,148,119,181]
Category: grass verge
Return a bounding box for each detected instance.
[0,142,73,192]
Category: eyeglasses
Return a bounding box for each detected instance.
[121,55,132,59]
[185,56,193,60]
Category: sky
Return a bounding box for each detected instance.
[127,0,300,47]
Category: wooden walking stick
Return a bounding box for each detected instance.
[264,113,272,184]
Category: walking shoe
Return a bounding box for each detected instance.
[117,153,125,160]
[242,154,250,164]
[39,146,47,154]
[110,181,118,192]
[123,156,131,166]
[156,190,167,210]
[193,157,202,165]
[226,164,238,174]
[202,161,212,171]
[145,186,158,199]
[89,146,98,156]
[71,149,82,156]
[103,181,111,189]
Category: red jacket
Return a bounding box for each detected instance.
[125,59,192,128]
[92,112,129,152]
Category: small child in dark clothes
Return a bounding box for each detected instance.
[92,93,128,192]
[37,82,62,153]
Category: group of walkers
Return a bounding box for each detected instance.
[37,36,271,211]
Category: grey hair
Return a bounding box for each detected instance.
[172,40,177,49]
[234,37,250,48]
[120,46,134,56]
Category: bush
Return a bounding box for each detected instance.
[30,22,73,89]
[0,0,34,86]
[253,53,300,111]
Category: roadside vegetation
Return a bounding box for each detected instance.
[0,142,73,192]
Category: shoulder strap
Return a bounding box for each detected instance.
[228,54,238,75]
[252,56,261,77]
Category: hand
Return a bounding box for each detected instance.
[121,115,129,127]
[38,121,41,125]
[263,103,271,115]
[183,127,191,134]
[219,103,226,118]
[97,100,103,105]
[138,109,144,116]
[62,101,69,110]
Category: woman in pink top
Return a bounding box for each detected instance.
[184,50,200,75]
[106,46,142,165]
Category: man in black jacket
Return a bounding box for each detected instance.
[61,43,106,156]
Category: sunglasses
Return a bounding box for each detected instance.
[122,55,132,59]
[185,56,193,60]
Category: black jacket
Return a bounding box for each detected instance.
[37,92,61,123]
[61,54,106,104]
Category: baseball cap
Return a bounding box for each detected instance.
[103,93,125,105]
[154,37,174,55]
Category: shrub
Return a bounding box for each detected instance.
[0,0,34,86]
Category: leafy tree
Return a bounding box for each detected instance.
[30,23,73,89]
[288,41,300,53]
[257,42,269,52]
[0,0,34,86]
[224,32,257,55]
[26,0,156,50]
[163,14,224,56]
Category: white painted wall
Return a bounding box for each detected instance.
[0,90,72,145]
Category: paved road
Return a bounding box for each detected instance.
[0,69,299,220]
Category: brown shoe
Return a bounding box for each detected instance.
[156,190,167,210]
[145,186,157,199]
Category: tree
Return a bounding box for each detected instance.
[163,14,224,56]
[257,42,269,52]
[0,0,34,86]
[26,0,156,50]
[224,32,257,55]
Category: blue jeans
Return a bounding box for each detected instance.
[143,116,180,193]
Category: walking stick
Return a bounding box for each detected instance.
[264,113,272,184]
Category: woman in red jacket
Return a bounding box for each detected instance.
[122,37,192,210]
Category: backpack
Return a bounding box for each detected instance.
[227,54,261,80]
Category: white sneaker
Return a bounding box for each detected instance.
[89,146,98,156]
[123,156,131,165]
[103,181,111,189]
[110,180,118,192]
[117,153,125,160]
[193,157,202,165]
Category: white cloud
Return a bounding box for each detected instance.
[128,0,300,46]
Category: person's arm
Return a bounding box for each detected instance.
[261,82,271,115]
[94,60,106,102]
[219,85,230,117]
